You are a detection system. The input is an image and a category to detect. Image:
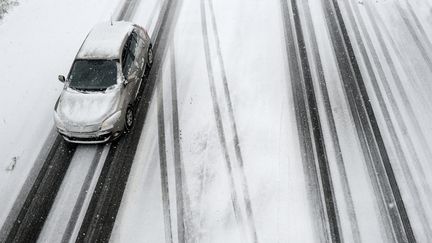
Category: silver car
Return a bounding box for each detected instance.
[54,21,153,143]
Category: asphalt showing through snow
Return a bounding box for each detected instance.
[4,136,76,242]
[297,1,361,241]
[280,0,342,241]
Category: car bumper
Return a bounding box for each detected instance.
[58,129,120,144]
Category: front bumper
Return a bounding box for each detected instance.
[58,129,119,144]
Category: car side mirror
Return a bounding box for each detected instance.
[58,75,66,83]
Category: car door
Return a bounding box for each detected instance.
[121,37,137,105]
[135,34,146,78]
[124,33,141,99]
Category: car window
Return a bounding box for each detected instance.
[68,59,117,91]
[122,35,136,78]
[122,50,134,78]
[129,32,139,57]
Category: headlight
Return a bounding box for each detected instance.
[101,111,121,131]
[54,111,65,130]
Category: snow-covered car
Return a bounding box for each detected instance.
[54,21,153,143]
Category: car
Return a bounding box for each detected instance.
[53,21,153,144]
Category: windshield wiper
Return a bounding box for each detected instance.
[70,87,106,92]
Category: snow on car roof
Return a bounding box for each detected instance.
[76,21,134,60]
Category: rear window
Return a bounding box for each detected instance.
[68,59,117,91]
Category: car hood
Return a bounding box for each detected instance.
[56,87,120,127]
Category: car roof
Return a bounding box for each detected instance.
[76,21,135,60]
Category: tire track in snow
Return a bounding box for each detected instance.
[299,1,361,242]
[169,44,197,243]
[280,0,342,242]
[346,0,432,240]
[116,0,142,21]
[169,44,185,243]
[205,0,259,242]
[4,137,76,242]
[60,145,105,243]
[199,0,244,233]
[322,0,416,241]
[400,0,432,57]
[157,76,174,243]
[393,1,432,74]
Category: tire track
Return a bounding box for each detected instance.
[400,0,432,57]
[169,44,197,243]
[280,0,342,242]
[322,0,416,242]
[157,74,174,243]
[4,137,76,242]
[60,145,105,243]
[394,1,432,74]
[116,0,143,21]
[346,0,432,240]
[199,0,243,230]
[299,1,361,242]
[205,0,258,242]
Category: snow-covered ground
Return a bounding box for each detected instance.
[1,0,432,242]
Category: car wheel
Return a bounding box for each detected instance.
[145,45,153,76]
[125,107,134,132]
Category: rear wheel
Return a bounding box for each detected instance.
[125,107,134,132]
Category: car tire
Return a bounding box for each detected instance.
[145,45,153,76]
[125,106,134,132]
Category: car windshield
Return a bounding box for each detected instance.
[68,59,118,91]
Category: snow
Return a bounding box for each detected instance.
[1,0,432,242]
[76,21,134,60]
[57,87,121,126]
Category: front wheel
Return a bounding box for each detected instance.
[125,107,134,132]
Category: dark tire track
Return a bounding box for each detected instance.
[169,44,189,243]
[76,0,181,240]
[205,0,258,242]
[60,145,105,243]
[322,0,416,242]
[298,1,361,242]
[5,136,76,243]
[280,0,342,242]
[157,73,174,243]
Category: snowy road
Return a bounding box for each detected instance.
[1,0,432,242]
